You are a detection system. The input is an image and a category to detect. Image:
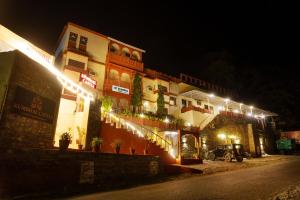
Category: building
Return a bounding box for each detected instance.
[0,23,278,164]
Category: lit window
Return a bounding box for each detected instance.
[196,100,201,106]
[170,97,176,106]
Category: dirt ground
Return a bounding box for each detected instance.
[174,155,298,175]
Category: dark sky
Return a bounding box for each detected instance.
[1,0,299,129]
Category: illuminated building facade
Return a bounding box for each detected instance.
[0,23,278,163]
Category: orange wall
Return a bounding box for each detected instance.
[99,121,175,164]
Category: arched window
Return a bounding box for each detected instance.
[119,98,129,109]
[122,47,131,58]
[109,69,119,80]
[131,51,140,61]
[120,73,130,83]
[110,43,120,54]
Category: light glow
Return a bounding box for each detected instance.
[164,117,170,124]
[218,133,226,140]
[143,101,149,107]
[233,109,239,113]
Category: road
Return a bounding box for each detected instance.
[67,156,300,200]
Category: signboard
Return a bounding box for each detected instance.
[112,85,129,95]
[79,73,97,89]
[79,161,94,184]
[11,86,56,123]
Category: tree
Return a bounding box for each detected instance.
[131,73,142,113]
[156,85,165,116]
[101,96,113,113]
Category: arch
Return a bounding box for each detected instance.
[110,43,120,53]
[181,134,198,159]
[120,73,130,83]
[109,69,119,80]
[111,96,118,108]
[121,47,131,58]
[131,51,141,61]
[119,98,129,109]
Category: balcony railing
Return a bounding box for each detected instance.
[105,79,131,89]
[108,53,144,71]
[181,105,213,114]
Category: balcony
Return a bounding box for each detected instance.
[107,53,144,71]
[181,105,213,114]
[104,79,131,95]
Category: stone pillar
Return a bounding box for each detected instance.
[247,124,256,155]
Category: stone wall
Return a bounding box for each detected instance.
[202,114,263,156]
[0,51,61,150]
[0,149,162,198]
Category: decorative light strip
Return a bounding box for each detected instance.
[0,25,94,101]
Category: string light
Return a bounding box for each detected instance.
[0,25,94,101]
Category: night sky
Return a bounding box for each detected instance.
[1,1,299,130]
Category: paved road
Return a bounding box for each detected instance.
[67,156,300,200]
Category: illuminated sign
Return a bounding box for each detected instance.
[112,85,129,95]
[12,86,56,123]
[79,73,97,89]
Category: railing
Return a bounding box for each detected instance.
[181,105,213,114]
[108,53,144,71]
[102,111,173,153]
[104,79,131,90]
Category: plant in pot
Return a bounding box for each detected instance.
[112,139,122,154]
[144,142,150,155]
[91,137,103,152]
[59,131,72,151]
[76,126,86,150]
[130,145,136,155]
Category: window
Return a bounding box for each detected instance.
[158,85,168,93]
[120,73,130,83]
[68,59,85,69]
[196,100,201,106]
[119,98,129,109]
[109,69,119,80]
[146,85,153,91]
[79,36,88,51]
[182,99,187,108]
[76,98,85,112]
[132,51,140,61]
[170,97,176,106]
[204,104,209,110]
[209,106,214,111]
[110,43,120,54]
[68,32,78,49]
[122,48,131,58]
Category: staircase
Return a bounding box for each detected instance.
[199,112,219,130]
[99,112,176,164]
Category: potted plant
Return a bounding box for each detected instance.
[115,143,121,154]
[59,131,72,151]
[144,142,150,155]
[112,139,122,154]
[130,145,136,155]
[76,126,86,150]
[91,137,103,152]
